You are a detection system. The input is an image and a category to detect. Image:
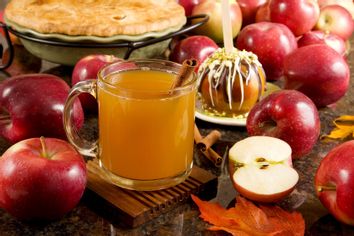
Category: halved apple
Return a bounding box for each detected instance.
[229,136,299,203]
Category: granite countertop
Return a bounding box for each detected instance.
[0,6,354,236]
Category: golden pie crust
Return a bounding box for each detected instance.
[4,0,186,37]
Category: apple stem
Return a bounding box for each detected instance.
[0,113,11,125]
[40,136,48,159]
[317,185,337,192]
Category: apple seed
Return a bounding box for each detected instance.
[256,157,266,162]
[233,162,245,170]
[255,157,285,170]
[260,165,269,170]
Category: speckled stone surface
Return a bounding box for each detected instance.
[0,1,354,233]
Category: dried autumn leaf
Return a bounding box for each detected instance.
[259,205,305,236]
[191,195,305,236]
[321,115,354,141]
[333,115,354,125]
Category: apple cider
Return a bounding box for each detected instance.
[97,69,196,182]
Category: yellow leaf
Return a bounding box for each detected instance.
[321,115,354,142]
[333,115,354,126]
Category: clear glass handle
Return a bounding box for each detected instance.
[63,80,97,157]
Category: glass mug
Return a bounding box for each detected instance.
[63,59,197,191]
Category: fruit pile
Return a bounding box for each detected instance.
[175,0,354,227]
[0,0,352,228]
[0,73,87,221]
[175,0,352,106]
[0,54,123,221]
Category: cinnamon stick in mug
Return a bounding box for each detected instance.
[170,59,198,90]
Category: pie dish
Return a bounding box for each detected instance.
[4,0,186,37]
[3,0,192,65]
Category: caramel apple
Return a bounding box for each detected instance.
[197,47,266,117]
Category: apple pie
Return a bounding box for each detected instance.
[4,0,186,37]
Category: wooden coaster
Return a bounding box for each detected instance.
[86,160,217,227]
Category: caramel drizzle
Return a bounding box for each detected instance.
[197,48,262,110]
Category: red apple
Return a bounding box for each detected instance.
[284,44,350,107]
[0,137,87,220]
[229,136,299,203]
[72,54,121,113]
[269,0,320,36]
[238,0,267,26]
[246,90,320,158]
[315,140,354,226]
[315,5,354,41]
[177,0,202,16]
[297,30,347,57]
[236,22,297,81]
[0,74,84,143]
[318,0,354,19]
[191,0,242,43]
[169,35,219,71]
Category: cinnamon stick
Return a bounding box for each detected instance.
[170,59,198,90]
[207,148,223,167]
[194,124,223,167]
[196,130,221,151]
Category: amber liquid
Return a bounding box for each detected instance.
[97,70,196,180]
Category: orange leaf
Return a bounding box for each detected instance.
[259,205,305,236]
[191,195,305,236]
